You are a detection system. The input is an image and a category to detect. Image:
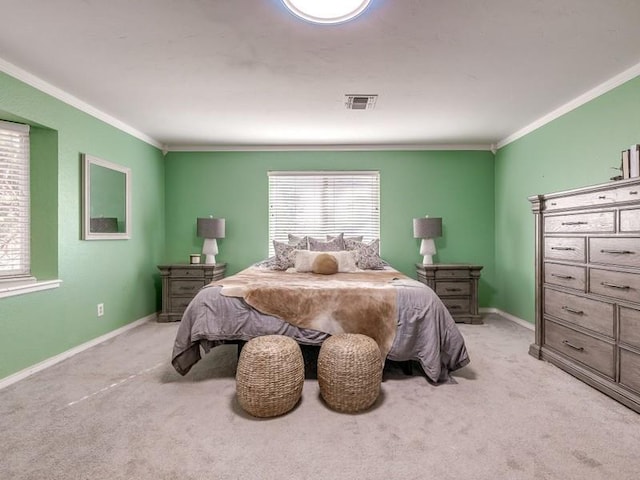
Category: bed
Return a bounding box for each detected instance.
[171,251,470,383]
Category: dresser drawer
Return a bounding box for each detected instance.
[620,349,640,393]
[442,297,471,315]
[544,237,586,262]
[170,268,205,278]
[620,208,640,232]
[435,281,471,296]
[589,268,640,303]
[170,279,205,296]
[544,263,586,291]
[589,237,640,268]
[544,190,617,211]
[544,320,615,378]
[544,211,615,233]
[620,307,640,350]
[544,288,613,337]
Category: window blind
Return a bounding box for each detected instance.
[268,171,380,256]
[0,120,30,278]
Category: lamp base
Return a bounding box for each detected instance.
[422,255,434,265]
[202,238,219,265]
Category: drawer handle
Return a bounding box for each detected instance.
[597,196,606,200]
[630,191,638,195]
[600,282,630,290]
[445,288,463,292]
[562,340,584,352]
[551,273,574,280]
[551,247,576,251]
[561,221,587,226]
[448,305,462,310]
[178,286,195,291]
[550,202,557,206]
[561,306,584,315]
[600,249,634,255]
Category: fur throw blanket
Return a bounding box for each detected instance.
[216,267,402,359]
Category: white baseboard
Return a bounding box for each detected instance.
[480,307,534,331]
[0,312,157,391]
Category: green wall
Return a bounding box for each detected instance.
[164,150,496,305]
[494,75,640,323]
[0,72,165,379]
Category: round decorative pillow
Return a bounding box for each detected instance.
[312,253,338,275]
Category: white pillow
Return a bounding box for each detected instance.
[294,250,357,273]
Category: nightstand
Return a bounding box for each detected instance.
[157,263,226,322]
[415,263,483,324]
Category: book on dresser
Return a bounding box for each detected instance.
[631,144,640,178]
[528,177,640,413]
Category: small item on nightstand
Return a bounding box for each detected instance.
[189,254,201,264]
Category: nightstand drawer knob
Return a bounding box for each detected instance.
[446,288,462,292]
[551,273,574,280]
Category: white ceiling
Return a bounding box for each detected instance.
[1,0,640,150]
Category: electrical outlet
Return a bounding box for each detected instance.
[97,303,104,317]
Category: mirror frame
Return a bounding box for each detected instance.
[82,153,131,240]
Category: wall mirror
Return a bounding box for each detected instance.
[82,153,131,240]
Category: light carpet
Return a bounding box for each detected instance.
[1,314,639,480]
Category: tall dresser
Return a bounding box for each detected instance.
[529,178,640,413]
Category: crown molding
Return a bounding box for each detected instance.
[0,58,162,149]
[497,61,640,149]
[166,143,494,152]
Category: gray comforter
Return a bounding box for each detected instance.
[171,270,470,383]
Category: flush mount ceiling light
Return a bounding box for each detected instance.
[282,0,372,24]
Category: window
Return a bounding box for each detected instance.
[268,171,380,255]
[0,120,30,280]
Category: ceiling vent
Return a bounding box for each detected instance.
[345,94,377,110]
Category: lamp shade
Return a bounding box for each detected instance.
[413,217,442,239]
[197,217,225,238]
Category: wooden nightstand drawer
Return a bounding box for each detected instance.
[544,211,615,233]
[171,296,195,314]
[170,268,205,278]
[434,269,468,279]
[441,297,470,315]
[435,281,470,296]
[544,320,614,379]
[543,288,613,337]
[170,280,205,296]
[544,262,586,290]
[544,237,585,262]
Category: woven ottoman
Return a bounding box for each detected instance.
[317,333,382,413]
[236,335,304,418]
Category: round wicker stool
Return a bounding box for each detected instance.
[236,335,304,418]
[317,333,382,413]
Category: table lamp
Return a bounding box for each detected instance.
[197,216,225,264]
[413,216,442,265]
